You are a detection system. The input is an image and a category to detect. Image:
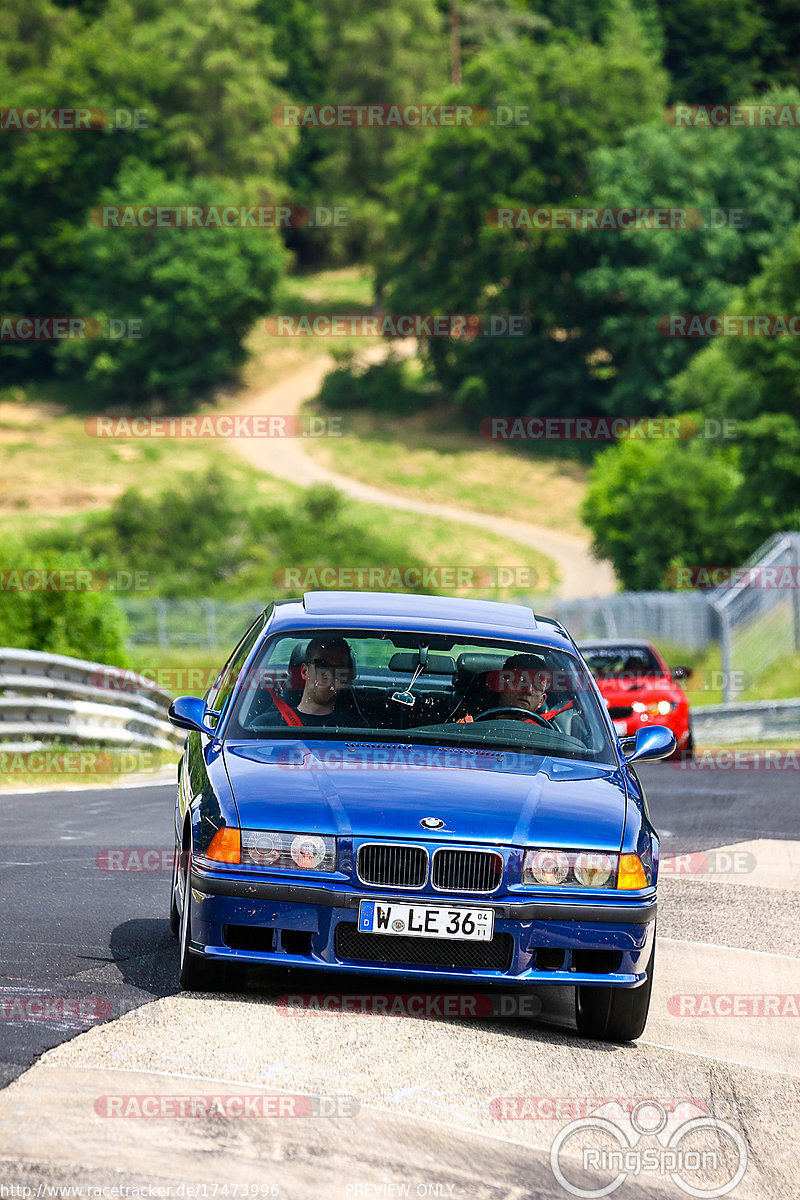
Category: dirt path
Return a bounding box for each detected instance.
[227,350,617,599]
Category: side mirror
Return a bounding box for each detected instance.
[168,695,220,738]
[622,725,676,764]
[672,666,693,682]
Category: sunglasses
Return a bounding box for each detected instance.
[310,658,353,676]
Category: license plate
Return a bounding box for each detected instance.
[358,900,495,941]
[613,720,629,735]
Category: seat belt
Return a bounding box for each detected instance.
[266,687,304,727]
[541,700,574,721]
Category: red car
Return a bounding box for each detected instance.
[578,639,693,760]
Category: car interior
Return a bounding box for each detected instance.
[226,633,607,757]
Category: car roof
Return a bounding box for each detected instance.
[264,591,575,650]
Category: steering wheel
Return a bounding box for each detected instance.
[474,706,551,727]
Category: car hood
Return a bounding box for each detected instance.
[223,739,628,851]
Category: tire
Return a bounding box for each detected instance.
[680,725,695,762]
[169,838,181,937]
[178,852,232,992]
[575,937,655,1043]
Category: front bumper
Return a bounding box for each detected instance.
[187,864,657,988]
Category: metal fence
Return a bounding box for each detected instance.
[710,531,800,702]
[121,598,264,650]
[119,533,800,706]
[539,592,718,651]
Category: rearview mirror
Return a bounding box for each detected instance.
[672,666,693,681]
[622,725,676,764]
[168,695,220,738]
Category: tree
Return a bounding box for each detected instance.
[576,87,800,417]
[0,0,294,383]
[581,435,744,590]
[52,162,286,406]
[377,6,668,419]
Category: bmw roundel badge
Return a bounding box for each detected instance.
[420,816,445,830]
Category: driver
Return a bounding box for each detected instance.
[261,637,366,727]
[459,653,574,725]
[494,653,549,714]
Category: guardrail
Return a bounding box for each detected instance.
[0,648,184,752]
[692,699,800,745]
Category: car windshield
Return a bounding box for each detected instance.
[223,628,615,764]
[582,646,663,678]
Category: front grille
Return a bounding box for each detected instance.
[335,923,513,971]
[608,706,633,719]
[432,848,503,893]
[357,843,428,889]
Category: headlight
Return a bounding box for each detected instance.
[632,701,676,716]
[241,829,336,872]
[522,849,645,889]
[524,849,570,885]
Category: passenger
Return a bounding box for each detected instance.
[261,638,365,727]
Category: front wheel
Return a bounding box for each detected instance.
[575,937,655,1042]
[178,853,232,992]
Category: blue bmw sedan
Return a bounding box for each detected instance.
[168,591,674,1041]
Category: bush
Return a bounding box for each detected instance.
[0,541,129,666]
[317,354,431,413]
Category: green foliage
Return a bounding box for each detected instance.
[0,541,129,665]
[581,436,745,590]
[576,88,800,417]
[0,0,293,390]
[57,469,433,599]
[51,162,287,406]
[668,225,800,547]
[656,0,800,102]
[377,12,669,419]
[317,354,432,414]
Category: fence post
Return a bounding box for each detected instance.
[156,599,168,651]
[792,537,800,653]
[203,599,218,651]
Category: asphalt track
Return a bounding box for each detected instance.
[0,762,797,1198]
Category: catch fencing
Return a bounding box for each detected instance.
[118,532,800,706]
